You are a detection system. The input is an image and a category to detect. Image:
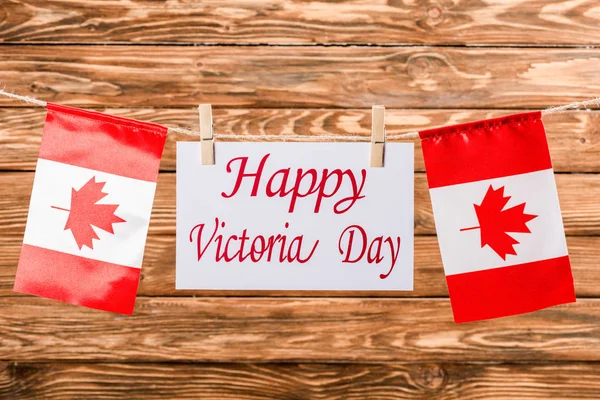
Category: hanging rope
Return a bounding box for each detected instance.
[1,88,599,141]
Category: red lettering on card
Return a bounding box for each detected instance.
[338,224,402,279]
[221,154,367,214]
[189,218,320,264]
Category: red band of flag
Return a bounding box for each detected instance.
[446,256,575,323]
[419,112,552,189]
[40,103,168,182]
[15,244,141,315]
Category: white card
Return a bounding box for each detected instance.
[176,142,414,290]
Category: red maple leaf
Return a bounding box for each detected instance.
[52,177,125,249]
[460,185,537,260]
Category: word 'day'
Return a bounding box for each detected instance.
[177,142,414,291]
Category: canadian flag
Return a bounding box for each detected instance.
[419,112,576,323]
[14,104,167,314]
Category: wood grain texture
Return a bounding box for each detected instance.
[3,0,600,46]
[0,172,598,236]
[0,297,598,362]
[3,46,600,108]
[2,362,600,399]
[0,235,597,298]
[1,108,598,173]
[1,1,599,397]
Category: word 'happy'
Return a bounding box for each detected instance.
[221,154,367,213]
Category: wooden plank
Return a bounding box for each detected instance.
[2,46,600,109]
[0,172,598,236]
[3,1,600,46]
[2,361,600,399]
[1,235,597,298]
[0,297,599,362]
[1,108,598,173]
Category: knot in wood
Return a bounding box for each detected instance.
[413,364,447,390]
[427,5,443,21]
[407,55,434,80]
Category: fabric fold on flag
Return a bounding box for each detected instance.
[14,104,167,315]
[419,111,576,323]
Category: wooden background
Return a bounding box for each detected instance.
[1,1,600,398]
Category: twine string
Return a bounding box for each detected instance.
[0,89,47,108]
[541,97,600,114]
[1,89,599,141]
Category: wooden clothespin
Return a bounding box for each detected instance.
[370,105,385,167]
[199,104,215,165]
